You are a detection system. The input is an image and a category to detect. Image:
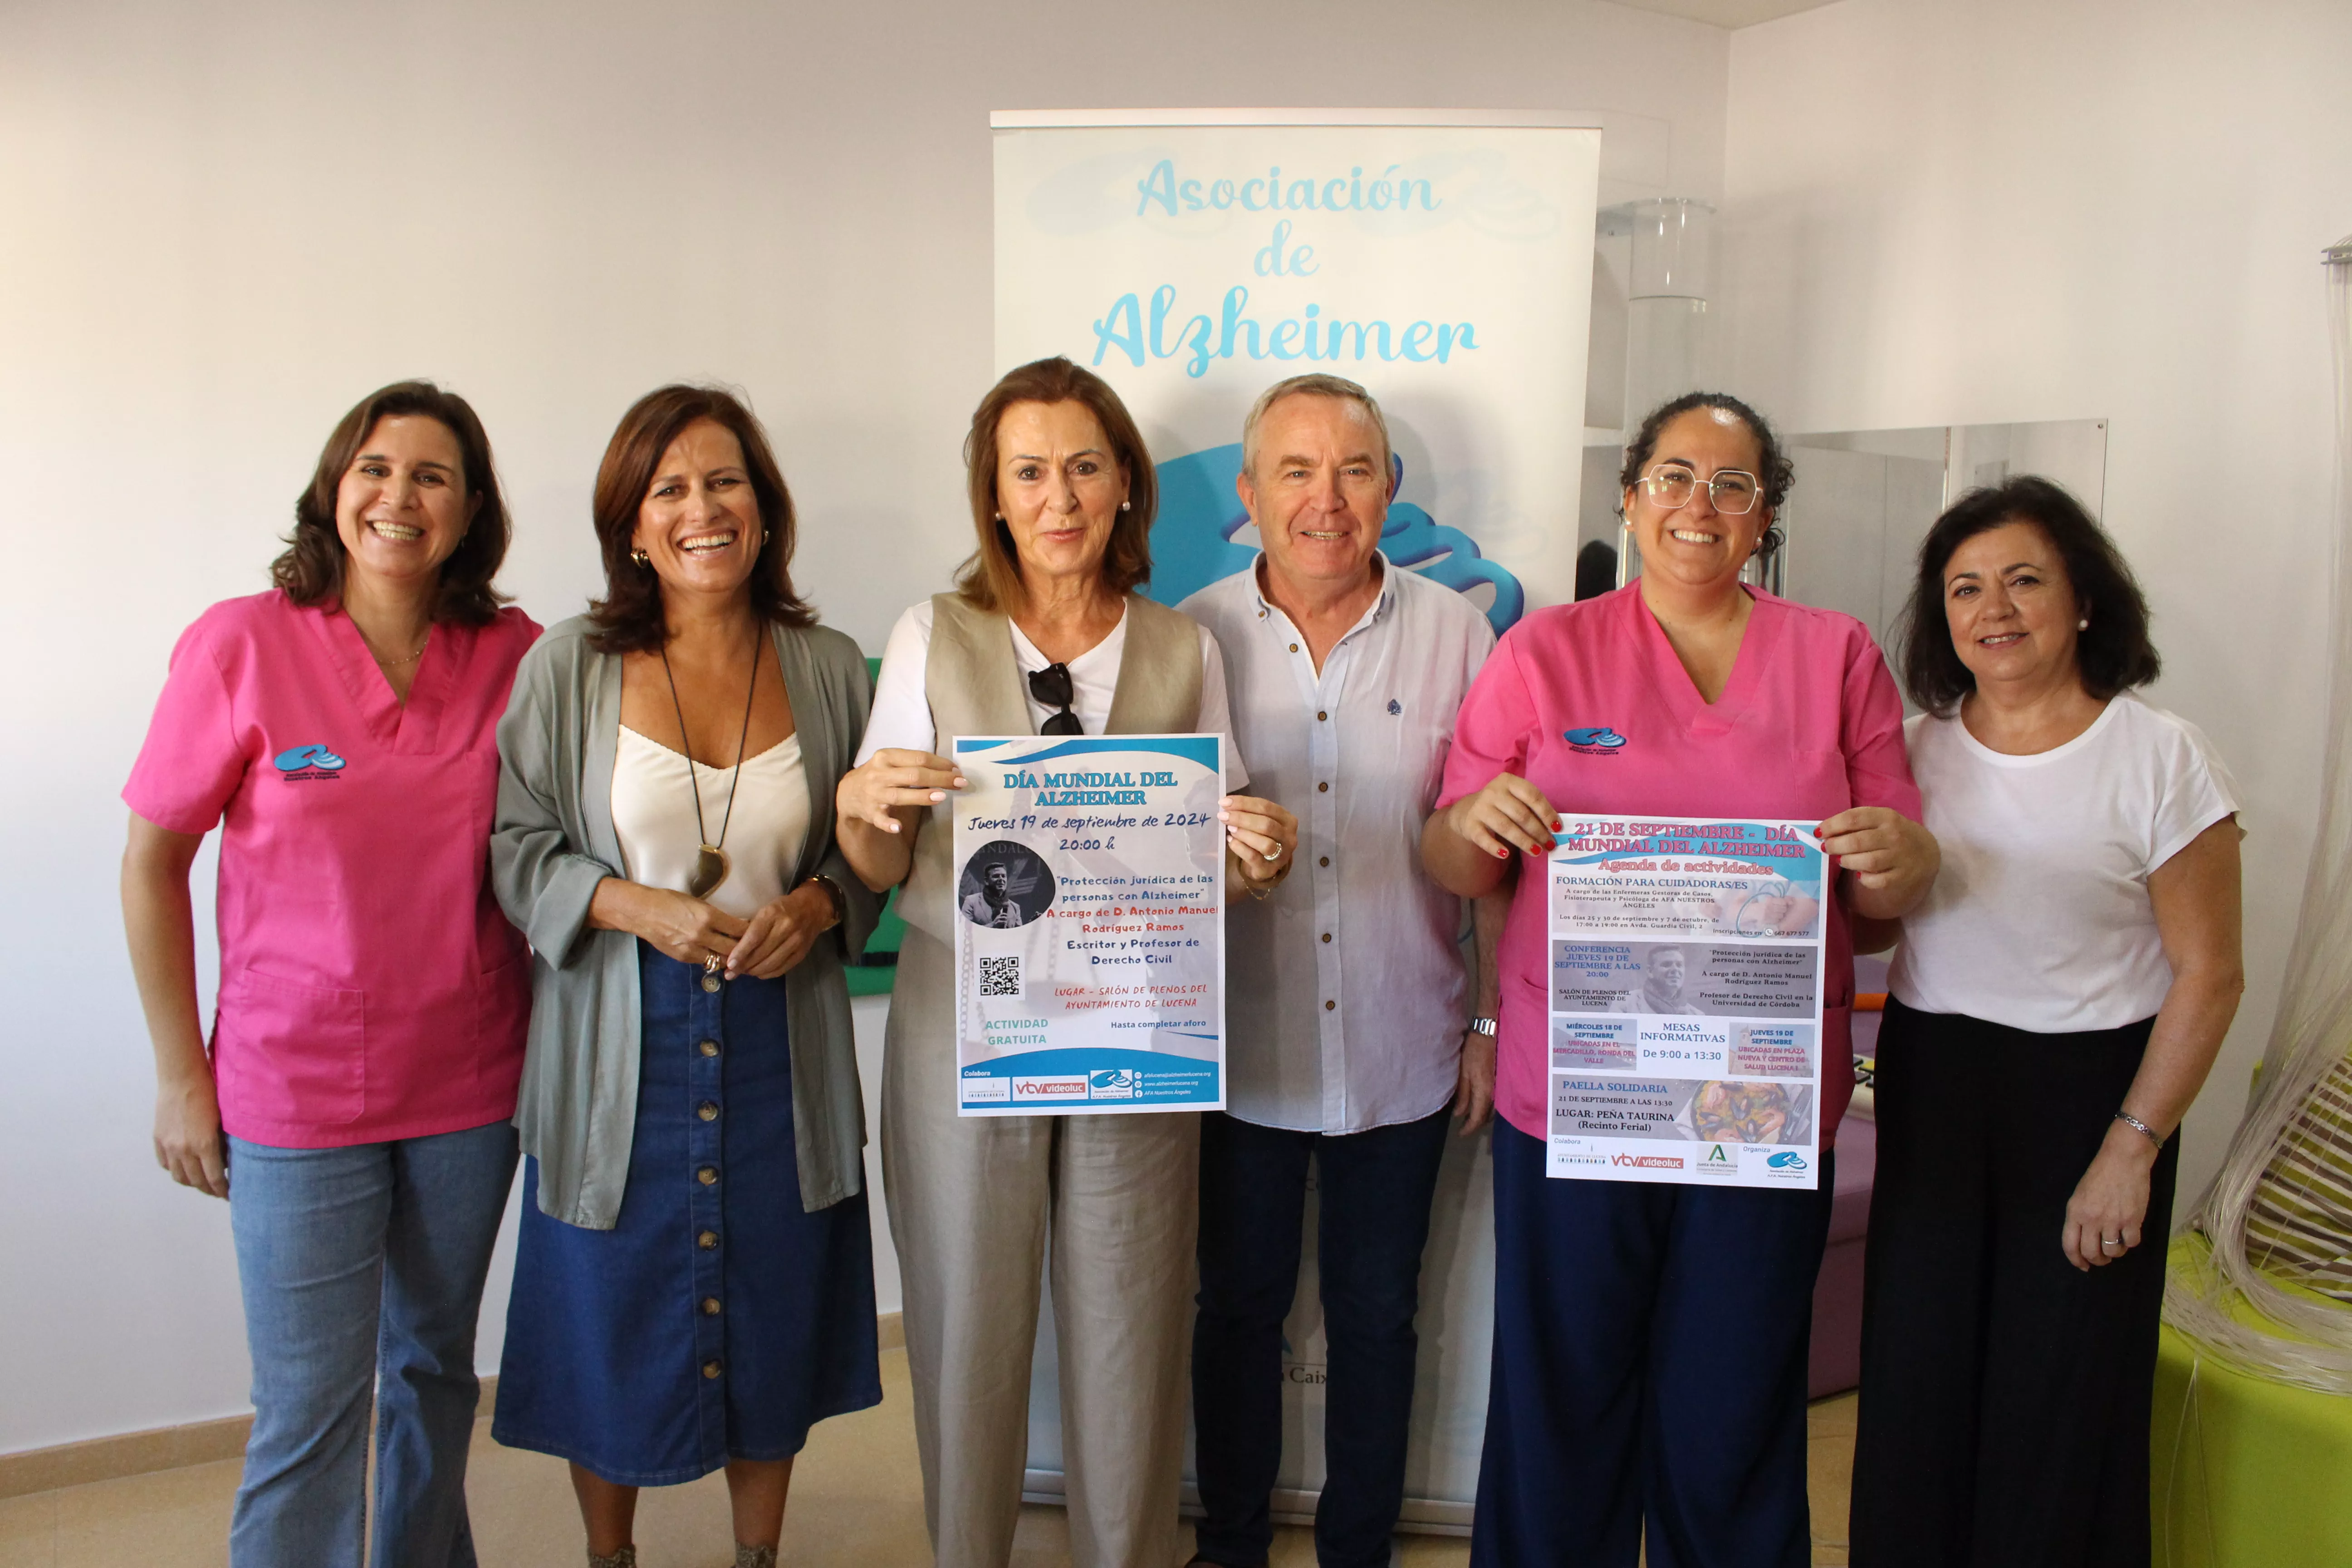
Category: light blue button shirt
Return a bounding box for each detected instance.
[1180,554,1496,1133]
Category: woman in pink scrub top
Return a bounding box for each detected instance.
[121,382,539,1568]
[1422,393,1940,1568]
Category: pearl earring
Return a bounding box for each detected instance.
[1120,501,1131,512]
[2078,618,2089,630]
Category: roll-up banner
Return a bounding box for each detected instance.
[995,108,1602,1530]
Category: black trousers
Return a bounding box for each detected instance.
[1851,998,2176,1568]
[1190,1106,1453,1568]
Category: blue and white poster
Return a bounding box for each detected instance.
[992,109,1602,630]
[951,733,1226,1116]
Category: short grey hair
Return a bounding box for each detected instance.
[1240,374,1393,480]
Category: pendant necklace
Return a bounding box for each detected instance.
[658,627,761,902]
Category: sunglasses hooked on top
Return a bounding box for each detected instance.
[1028,662,1084,735]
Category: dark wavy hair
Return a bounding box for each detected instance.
[271,381,511,624]
[586,385,815,653]
[1618,391,1796,563]
[1896,475,2160,716]
[956,357,1156,614]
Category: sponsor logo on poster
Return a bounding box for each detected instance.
[1012,1076,1090,1102]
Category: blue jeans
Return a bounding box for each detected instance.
[226,1119,518,1568]
[1191,1106,1453,1568]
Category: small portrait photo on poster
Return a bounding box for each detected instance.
[956,840,1056,930]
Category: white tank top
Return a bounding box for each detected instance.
[612,725,809,920]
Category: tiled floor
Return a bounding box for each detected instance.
[0,1353,1859,1566]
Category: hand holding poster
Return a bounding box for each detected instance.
[951,734,1225,1115]
[1546,817,1827,1188]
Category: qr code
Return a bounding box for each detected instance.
[980,956,1022,997]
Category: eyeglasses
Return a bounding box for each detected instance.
[1028,662,1084,735]
[1639,465,1762,516]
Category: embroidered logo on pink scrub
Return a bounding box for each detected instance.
[272,744,348,780]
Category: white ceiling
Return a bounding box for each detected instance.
[1600,0,1843,28]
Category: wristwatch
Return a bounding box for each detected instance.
[1468,1016,1498,1037]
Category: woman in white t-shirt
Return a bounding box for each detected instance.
[1850,477,2244,1568]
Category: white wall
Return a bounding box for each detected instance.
[0,0,1731,1455]
[1719,0,2352,1206]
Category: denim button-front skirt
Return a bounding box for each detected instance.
[493,942,882,1485]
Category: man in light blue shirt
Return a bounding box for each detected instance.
[1177,374,1499,1568]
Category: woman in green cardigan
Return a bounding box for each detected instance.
[489,386,882,1568]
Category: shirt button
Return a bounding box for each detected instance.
[700,1039,720,1057]
[697,1166,718,1185]
[701,974,721,994]
[1319,855,1330,867]
[701,1296,722,1316]
[697,1230,719,1250]
[1318,781,1329,793]
[702,1359,723,1379]
[1321,932,1332,943]
[1324,1000,1337,1011]
[1317,710,1328,721]
[1289,642,1300,653]
[698,1102,719,1122]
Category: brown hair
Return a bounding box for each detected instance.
[271,381,511,625]
[1896,475,2160,716]
[955,357,1156,614]
[585,385,815,652]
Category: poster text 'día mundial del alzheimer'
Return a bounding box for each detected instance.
[1546,816,1827,1190]
[951,734,1225,1117]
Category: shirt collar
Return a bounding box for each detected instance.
[1250,549,1397,633]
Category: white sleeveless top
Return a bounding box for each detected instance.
[612,725,810,920]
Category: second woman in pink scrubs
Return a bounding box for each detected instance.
[1423,393,1940,1568]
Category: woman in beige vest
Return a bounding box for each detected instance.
[838,357,1297,1568]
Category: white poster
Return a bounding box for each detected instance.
[993,109,1602,636]
[949,734,1226,1115]
[1545,817,1827,1190]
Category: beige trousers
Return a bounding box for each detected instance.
[882,928,1199,1568]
